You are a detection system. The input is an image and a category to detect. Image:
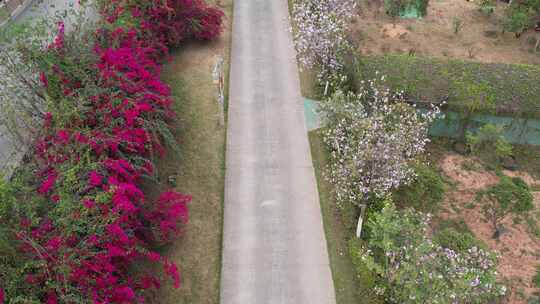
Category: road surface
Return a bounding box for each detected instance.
[220,0,336,303]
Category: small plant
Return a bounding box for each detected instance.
[417,0,429,16]
[503,4,534,38]
[525,215,540,238]
[434,227,486,252]
[452,78,496,141]
[479,0,495,15]
[385,0,405,24]
[533,265,540,289]
[467,123,513,165]
[479,176,534,238]
[453,17,463,34]
[468,46,476,58]
[461,159,483,171]
[384,0,429,21]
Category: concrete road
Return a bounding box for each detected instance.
[220,0,336,303]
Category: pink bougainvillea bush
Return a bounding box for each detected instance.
[0,0,223,303]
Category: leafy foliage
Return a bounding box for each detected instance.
[359,201,506,303]
[478,0,495,15]
[479,176,534,236]
[533,265,540,289]
[466,123,513,166]
[384,0,429,19]
[394,163,445,213]
[384,0,405,20]
[503,4,535,37]
[434,227,486,253]
[348,238,384,302]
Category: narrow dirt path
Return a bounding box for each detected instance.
[220,0,336,303]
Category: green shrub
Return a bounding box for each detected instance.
[479,176,535,237]
[348,238,384,301]
[437,217,471,232]
[534,265,540,289]
[385,0,405,21]
[526,0,540,10]
[359,201,505,303]
[503,4,535,37]
[416,0,429,16]
[393,163,445,213]
[357,55,540,118]
[479,0,495,15]
[434,227,486,252]
[452,18,463,34]
[384,0,429,19]
[466,123,513,165]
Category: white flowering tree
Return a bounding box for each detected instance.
[320,77,440,237]
[292,0,356,83]
[359,202,505,303]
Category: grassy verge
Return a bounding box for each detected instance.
[150,1,233,303]
[299,68,319,100]
[309,130,384,304]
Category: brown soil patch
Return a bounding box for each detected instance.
[351,0,540,64]
[438,153,540,304]
[380,23,410,39]
[440,154,499,190]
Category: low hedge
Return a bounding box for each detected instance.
[355,55,540,118]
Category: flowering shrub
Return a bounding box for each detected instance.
[356,201,506,303]
[319,77,441,208]
[99,0,224,54]
[292,0,355,83]
[0,0,223,303]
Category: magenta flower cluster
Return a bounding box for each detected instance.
[0,0,223,303]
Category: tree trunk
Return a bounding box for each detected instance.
[355,204,367,238]
[492,217,501,239]
[492,228,501,239]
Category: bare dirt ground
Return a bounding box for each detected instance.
[437,153,540,303]
[350,0,540,64]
